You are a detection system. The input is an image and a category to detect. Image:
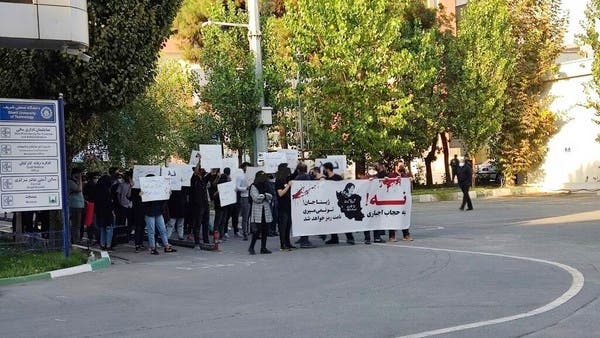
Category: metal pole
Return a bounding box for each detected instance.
[247,0,267,164]
[297,67,304,158]
[58,94,70,257]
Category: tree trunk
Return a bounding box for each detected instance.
[237,149,243,165]
[424,135,438,187]
[440,132,451,185]
[278,125,288,149]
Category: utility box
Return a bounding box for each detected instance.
[0,0,88,51]
[260,106,273,125]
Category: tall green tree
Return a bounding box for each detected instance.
[100,60,209,165]
[581,0,600,142]
[448,0,515,158]
[195,0,261,158]
[283,0,414,170]
[492,0,565,182]
[0,0,183,160]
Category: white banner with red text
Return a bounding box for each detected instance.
[291,178,412,236]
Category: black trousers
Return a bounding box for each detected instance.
[193,207,210,244]
[249,221,268,251]
[460,185,473,210]
[330,233,354,242]
[214,206,229,237]
[278,209,292,249]
[228,204,240,234]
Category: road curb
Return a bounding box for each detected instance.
[412,186,549,203]
[0,247,111,287]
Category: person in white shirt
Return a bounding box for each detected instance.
[236,162,251,240]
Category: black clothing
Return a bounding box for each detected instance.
[131,188,146,246]
[325,173,354,242]
[275,179,291,213]
[458,164,473,187]
[460,185,473,210]
[143,200,164,217]
[167,190,186,219]
[94,176,113,225]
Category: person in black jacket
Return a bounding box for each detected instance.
[323,162,355,245]
[458,159,474,211]
[167,189,186,240]
[294,163,316,248]
[190,166,210,247]
[94,175,114,251]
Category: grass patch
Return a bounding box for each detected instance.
[0,249,87,279]
[413,186,487,195]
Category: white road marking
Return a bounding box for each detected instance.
[374,244,585,338]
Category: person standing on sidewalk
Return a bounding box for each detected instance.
[276,163,295,251]
[236,162,251,240]
[294,163,316,248]
[248,171,273,255]
[166,188,186,241]
[397,162,413,241]
[68,167,85,244]
[116,172,133,242]
[94,174,114,251]
[323,162,355,245]
[142,174,177,255]
[458,159,474,211]
[190,166,211,248]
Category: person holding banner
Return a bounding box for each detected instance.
[248,171,273,255]
[190,166,211,247]
[276,163,295,251]
[142,174,177,255]
[212,168,231,241]
[294,163,316,248]
[323,162,356,245]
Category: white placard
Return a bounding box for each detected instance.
[140,176,171,202]
[221,157,239,172]
[314,158,327,173]
[166,163,194,187]
[132,165,161,188]
[291,178,412,236]
[278,149,299,172]
[0,99,63,212]
[189,150,201,166]
[245,166,264,186]
[217,181,236,206]
[327,155,347,176]
[161,166,182,191]
[264,152,287,173]
[200,144,223,169]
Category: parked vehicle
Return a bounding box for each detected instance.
[476,160,504,186]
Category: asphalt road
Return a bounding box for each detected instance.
[1,194,600,338]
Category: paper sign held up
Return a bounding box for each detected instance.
[140,176,171,202]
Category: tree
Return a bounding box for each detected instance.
[492,0,565,183]
[580,0,600,142]
[195,0,261,159]
[283,0,414,172]
[448,0,515,159]
[0,0,183,160]
[100,60,208,166]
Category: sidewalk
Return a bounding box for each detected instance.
[412,185,553,203]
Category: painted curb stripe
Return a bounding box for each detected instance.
[0,272,51,286]
[376,244,585,338]
[91,257,110,271]
[50,264,92,278]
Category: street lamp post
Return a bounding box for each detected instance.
[202,0,270,165]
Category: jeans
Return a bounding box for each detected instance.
[167,217,185,240]
[145,215,170,249]
[100,226,114,248]
[278,209,292,249]
[239,196,250,236]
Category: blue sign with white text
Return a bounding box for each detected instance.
[0,101,56,123]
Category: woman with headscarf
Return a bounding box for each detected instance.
[248,171,273,255]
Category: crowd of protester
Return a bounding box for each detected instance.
[64,160,413,255]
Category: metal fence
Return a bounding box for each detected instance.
[0,230,65,255]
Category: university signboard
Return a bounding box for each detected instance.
[0,99,63,212]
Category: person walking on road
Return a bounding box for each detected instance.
[458,159,474,211]
[248,171,273,255]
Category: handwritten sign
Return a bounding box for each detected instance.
[278,149,299,172]
[327,155,347,176]
[264,152,287,173]
[165,163,194,188]
[140,176,171,202]
[199,144,223,169]
[291,178,412,236]
[132,165,161,188]
[189,150,201,166]
[217,181,236,206]
[0,99,62,212]
[245,166,264,186]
